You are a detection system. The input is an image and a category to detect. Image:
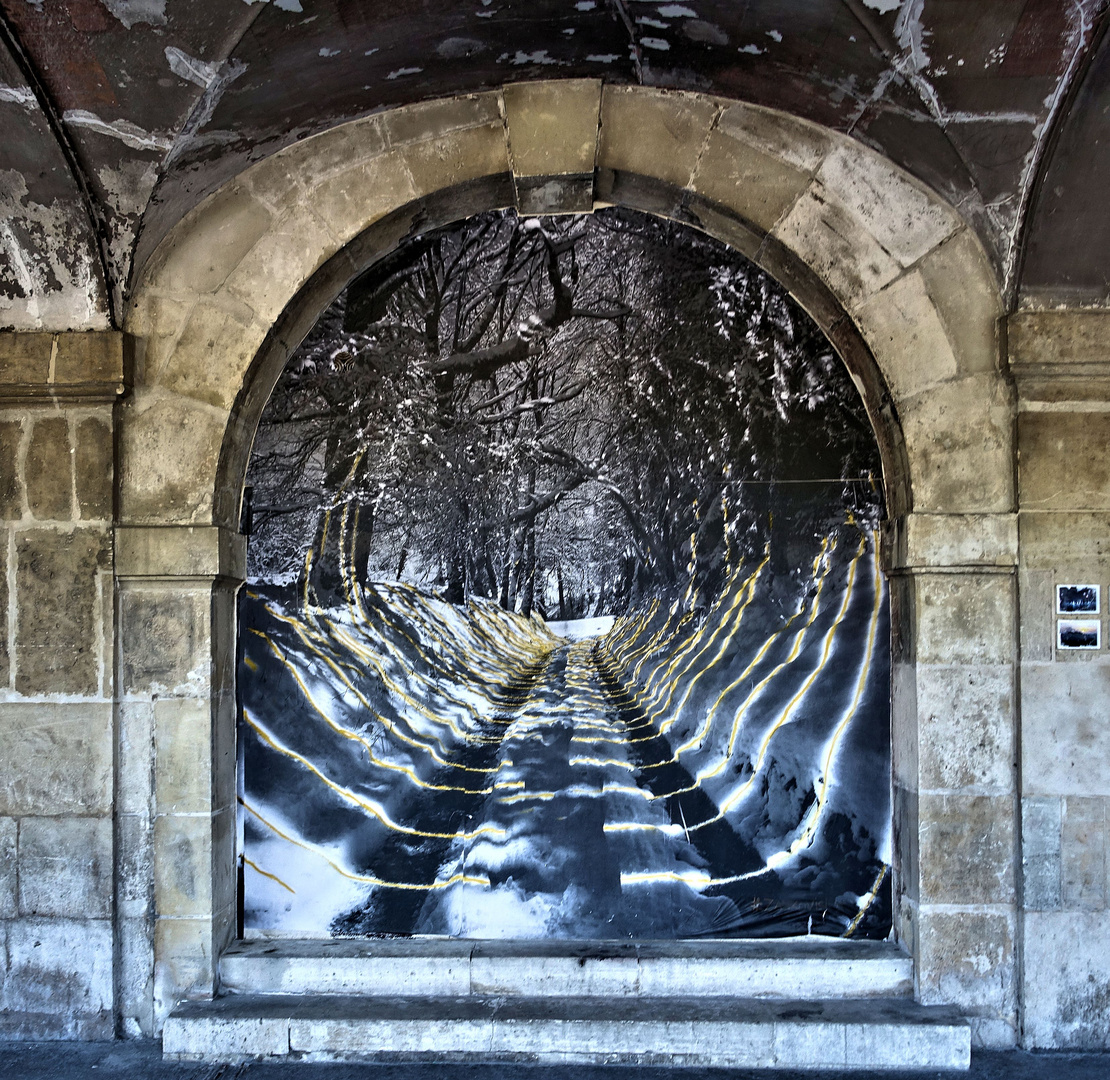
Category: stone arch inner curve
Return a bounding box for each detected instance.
[116,81,1019,1038]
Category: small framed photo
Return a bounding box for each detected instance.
[1057,584,1100,615]
[1058,619,1101,651]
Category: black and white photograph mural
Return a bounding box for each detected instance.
[237,208,891,941]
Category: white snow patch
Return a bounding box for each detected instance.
[319,48,341,57]
[62,110,173,152]
[640,37,670,51]
[738,44,763,55]
[386,67,424,79]
[658,4,696,15]
[506,49,562,65]
[575,0,596,8]
[544,616,616,641]
[436,880,560,937]
[0,85,36,108]
[586,54,620,63]
[766,29,782,42]
[862,0,902,11]
[165,47,222,89]
[100,0,166,29]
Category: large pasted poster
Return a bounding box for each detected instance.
[239,210,891,940]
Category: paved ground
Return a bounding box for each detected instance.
[0,1043,1108,1080]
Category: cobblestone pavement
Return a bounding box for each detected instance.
[0,1043,1108,1080]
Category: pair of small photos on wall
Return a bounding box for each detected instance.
[1057,585,1101,650]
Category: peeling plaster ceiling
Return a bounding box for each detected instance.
[0,0,1107,331]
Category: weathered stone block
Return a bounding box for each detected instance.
[0,539,8,687]
[917,907,1015,1023]
[916,664,1014,793]
[886,512,1018,572]
[154,814,215,918]
[0,816,16,917]
[119,915,155,1036]
[1008,309,1110,369]
[119,586,208,695]
[3,917,113,1028]
[1061,796,1107,908]
[25,416,73,521]
[153,915,226,1018]
[900,375,1013,514]
[117,811,154,918]
[0,702,112,814]
[0,418,24,518]
[118,389,226,524]
[116,525,246,581]
[852,271,959,402]
[400,123,512,202]
[712,102,833,173]
[815,144,958,269]
[772,181,901,310]
[1019,510,1110,567]
[381,93,502,148]
[914,572,1015,666]
[1021,662,1110,796]
[0,333,52,385]
[17,815,112,918]
[15,528,108,695]
[1022,796,1062,911]
[146,185,273,298]
[503,79,601,178]
[692,126,810,233]
[919,793,1015,905]
[310,151,418,247]
[598,87,719,190]
[155,697,215,814]
[1023,911,1110,1049]
[53,332,125,387]
[118,699,153,816]
[918,228,1001,377]
[224,208,340,327]
[1019,411,1110,511]
[74,415,112,520]
[1018,567,1053,663]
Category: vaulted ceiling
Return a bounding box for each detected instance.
[1,0,1107,331]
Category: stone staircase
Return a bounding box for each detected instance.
[163,938,970,1070]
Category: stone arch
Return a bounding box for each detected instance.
[116,82,1019,1044]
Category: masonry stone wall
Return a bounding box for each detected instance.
[0,83,1105,1052]
[0,332,122,1038]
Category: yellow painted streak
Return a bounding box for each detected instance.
[242,709,505,841]
[783,538,884,858]
[255,631,493,795]
[671,537,832,760]
[709,535,867,821]
[243,655,258,672]
[243,855,296,895]
[843,863,889,938]
[251,616,496,769]
[241,798,490,891]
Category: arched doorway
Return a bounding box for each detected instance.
[116,83,1018,1045]
[237,207,891,941]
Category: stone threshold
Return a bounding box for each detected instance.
[164,992,970,1070]
[221,936,913,1000]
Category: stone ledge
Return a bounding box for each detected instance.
[0,333,126,404]
[115,526,246,582]
[884,513,1018,572]
[1008,311,1110,399]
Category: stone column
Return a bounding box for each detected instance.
[1010,311,1110,1050]
[114,526,244,1033]
[886,511,1020,1047]
[0,332,123,1038]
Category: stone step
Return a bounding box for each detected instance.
[163,993,970,1070]
[222,937,913,1000]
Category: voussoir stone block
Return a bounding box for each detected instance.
[309,151,419,248]
[598,86,720,190]
[144,185,273,299]
[692,122,811,233]
[398,122,512,202]
[504,79,601,178]
[814,144,959,269]
[772,181,902,310]
[381,93,502,148]
[711,102,833,173]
